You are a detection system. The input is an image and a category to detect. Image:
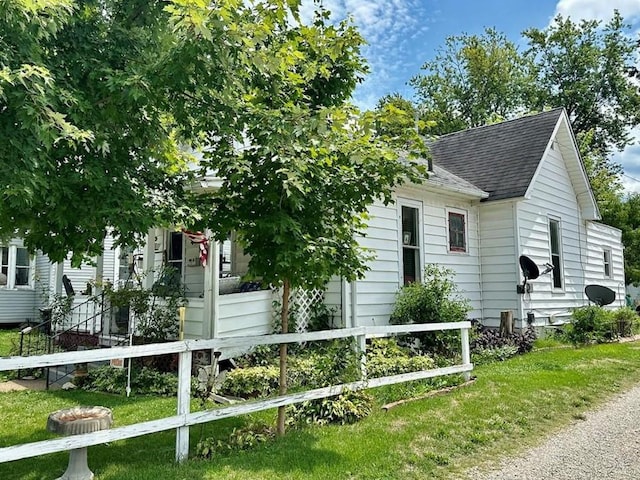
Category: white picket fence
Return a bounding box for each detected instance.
[0,322,472,464]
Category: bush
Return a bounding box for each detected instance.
[219,366,280,398]
[81,365,179,396]
[223,340,360,398]
[564,306,615,345]
[196,421,275,459]
[612,307,638,338]
[366,338,434,378]
[287,390,373,426]
[471,345,519,365]
[471,323,536,355]
[390,265,471,356]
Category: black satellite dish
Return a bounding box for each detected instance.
[519,255,540,280]
[585,285,615,306]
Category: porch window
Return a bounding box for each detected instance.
[0,245,33,288]
[549,218,563,289]
[15,248,30,286]
[0,247,8,286]
[167,232,183,277]
[447,210,467,253]
[400,203,422,285]
[603,249,612,278]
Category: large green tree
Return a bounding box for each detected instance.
[410,28,535,135]
[0,0,191,265]
[178,4,426,433]
[524,12,640,156]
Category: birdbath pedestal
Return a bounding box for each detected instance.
[47,406,113,480]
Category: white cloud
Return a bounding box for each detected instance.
[300,0,432,110]
[554,0,640,22]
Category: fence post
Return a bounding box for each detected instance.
[357,330,367,380]
[461,327,471,382]
[175,349,192,463]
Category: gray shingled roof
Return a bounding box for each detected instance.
[430,108,564,201]
[429,164,488,198]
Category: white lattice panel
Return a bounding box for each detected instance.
[291,288,324,333]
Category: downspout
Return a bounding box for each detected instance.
[476,206,485,321]
[350,280,358,328]
[513,201,524,329]
[340,278,348,328]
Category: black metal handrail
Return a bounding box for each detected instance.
[18,293,115,387]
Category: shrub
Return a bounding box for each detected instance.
[366,338,434,378]
[287,390,373,426]
[219,366,280,398]
[471,345,519,365]
[81,365,179,396]
[564,306,615,345]
[196,421,275,459]
[390,265,471,356]
[471,323,536,355]
[612,307,638,338]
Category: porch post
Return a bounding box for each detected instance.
[141,229,156,290]
[50,261,64,298]
[202,231,220,339]
[93,251,104,336]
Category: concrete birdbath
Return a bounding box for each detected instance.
[47,406,113,480]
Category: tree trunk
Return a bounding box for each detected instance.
[276,278,291,436]
[499,310,513,337]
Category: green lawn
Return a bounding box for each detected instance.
[0,328,19,357]
[2,341,640,480]
[0,329,20,382]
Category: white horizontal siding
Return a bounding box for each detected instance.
[479,202,518,326]
[353,189,483,327]
[585,222,625,308]
[0,289,37,324]
[515,144,619,324]
[218,290,274,337]
[323,277,344,328]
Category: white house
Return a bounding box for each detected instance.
[331,108,624,330]
[3,108,625,337]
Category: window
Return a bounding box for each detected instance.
[447,210,467,253]
[603,249,612,278]
[400,202,422,285]
[15,248,30,286]
[0,245,33,288]
[166,232,183,276]
[0,248,7,286]
[549,218,563,289]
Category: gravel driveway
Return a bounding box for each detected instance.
[466,383,640,479]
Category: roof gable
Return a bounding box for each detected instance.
[430,108,564,201]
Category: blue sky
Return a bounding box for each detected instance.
[302,0,640,193]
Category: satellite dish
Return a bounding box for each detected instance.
[519,255,540,280]
[585,285,615,306]
[62,275,75,297]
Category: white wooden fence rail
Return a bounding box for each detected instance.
[0,322,472,464]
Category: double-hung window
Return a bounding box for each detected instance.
[0,244,33,288]
[447,209,467,253]
[548,218,563,289]
[399,200,423,285]
[603,249,612,278]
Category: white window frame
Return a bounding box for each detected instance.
[446,207,468,254]
[397,198,424,285]
[603,248,612,279]
[0,244,35,290]
[548,216,564,291]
